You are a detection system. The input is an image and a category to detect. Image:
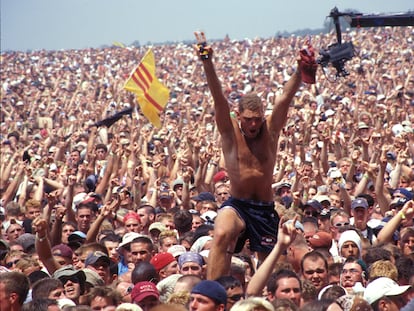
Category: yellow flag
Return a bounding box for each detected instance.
[124,49,169,128]
[113,41,125,48]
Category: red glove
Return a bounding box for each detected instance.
[299,44,318,84]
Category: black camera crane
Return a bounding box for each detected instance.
[318,7,414,78]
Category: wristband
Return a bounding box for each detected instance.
[197,42,209,60]
[399,211,406,220]
[36,233,47,242]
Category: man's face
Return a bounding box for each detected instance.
[238,109,265,139]
[400,234,414,256]
[160,260,179,278]
[226,285,244,311]
[61,224,75,244]
[87,258,110,284]
[125,218,141,233]
[61,276,81,301]
[103,241,120,262]
[136,296,159,311]
[137,207,154,229]
[340,262,363,289]
[6,224,23,242]
[351,207,368,229]
[274,277,301,306]
[130,242,153,264]
[95,148,107,160]
[180,262,203,277]
[76,208,92,232]
[70,151,80,164]
[330,215,350,241]
[25,206,41,220]
[0,282,12,310]
[160,236,178,252]
[340,241,360,259]
[192,215,203,232]
[90,296,115,311]
[190,293,221,311]
[302,258,328,292]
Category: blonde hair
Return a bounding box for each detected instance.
[231,297,275,311]
[369,260,398,282]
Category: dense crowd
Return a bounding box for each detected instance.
[0,25,413,311]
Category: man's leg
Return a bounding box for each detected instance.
[207,208,244,280]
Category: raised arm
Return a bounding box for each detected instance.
[194,32,233,136]
[246,215,298,297]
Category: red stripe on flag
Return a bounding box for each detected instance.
[131,74,146,91]
[138,63,153,84]
[145,93,164,112]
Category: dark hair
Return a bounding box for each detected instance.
[267,269,302,295]
[215,275,242,290]
[301,299,336,311]
[395,256,414,284]
[356,194,374,207]
[320,285,346,301]
[300,250,328,273]
[22,298,58,311]
[328,262,342,278]
[95,143,108,152]
[131,261,158,285]
[174,210,193,235]
[85,286,121,306]
[100,233,121,244]
[238,92,263,113]
[31,278,62,300]
[363,245,392,267]
[0,272,30,306]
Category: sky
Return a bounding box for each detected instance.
[1,0,413,51]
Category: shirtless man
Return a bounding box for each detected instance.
[195,32,313,279]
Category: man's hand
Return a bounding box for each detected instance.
[194,31,213,60]
[32,216,48,237]
[298,41,317,84]
[277,215,298,249]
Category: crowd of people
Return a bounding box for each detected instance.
[0,24,414,311]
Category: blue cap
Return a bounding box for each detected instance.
[191,280,227,305]
[351,198,369,209]
[393,188,413,200]
[192,192,215,202]
[178,252,204,268]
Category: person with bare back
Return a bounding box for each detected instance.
[194,31,316,280]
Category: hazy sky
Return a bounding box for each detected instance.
[1,0,413,51]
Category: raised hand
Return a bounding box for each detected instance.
[194,31,212,60]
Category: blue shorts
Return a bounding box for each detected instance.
[221,197,279,253]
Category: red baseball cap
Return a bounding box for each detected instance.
[150,252,176,272]
[131,281,159,303]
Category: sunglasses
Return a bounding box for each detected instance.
[5,259,20,268]
[228,294,244,302]
[60,275,80,284]
[305,210,319,217]
[334,222,350,227]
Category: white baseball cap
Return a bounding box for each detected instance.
[364,277,411,305]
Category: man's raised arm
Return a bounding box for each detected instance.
[194,32,233,136]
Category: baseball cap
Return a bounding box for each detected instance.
[200,211,217,224]
[150,252,176,272]
[167,245,187,258]
[304,199,323,210]
[148,222,167,233]
[123,212,141,224]
[118,232,142,249]
[393,188,413,200]
[213,171,228,183]
[15,233,35,253]
[191,280,227,305]
[351,198,369,209]
[84,251,110,267]
[192,192,215,202]
[131,281,160,303]
[308,231,332,249]
[364,277,411,305]
[82,268,104,286]
[285,219,304,232]
[52,244,73,259]
[68,231,87,242]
